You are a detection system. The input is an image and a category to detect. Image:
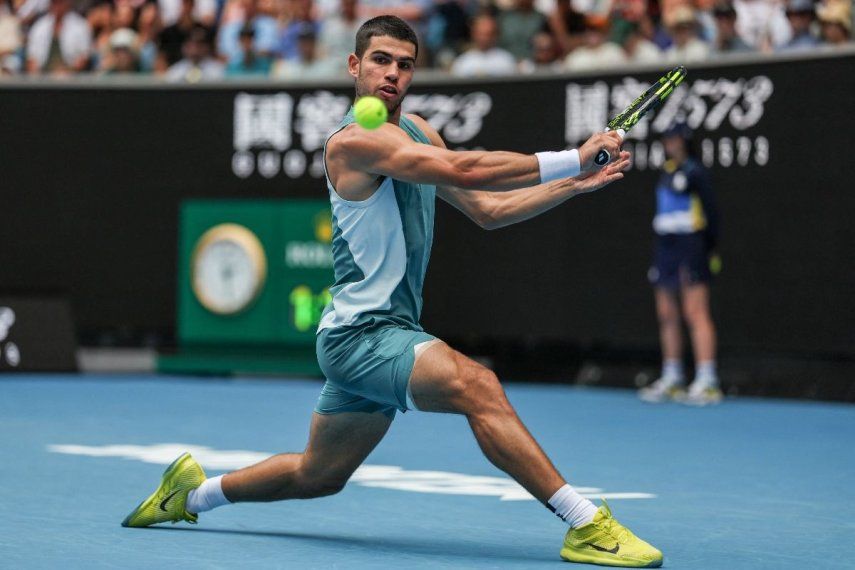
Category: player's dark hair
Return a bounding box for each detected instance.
[355,16,419,59]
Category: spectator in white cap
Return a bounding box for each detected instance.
[103,27,141,73]
[817,0,851,45]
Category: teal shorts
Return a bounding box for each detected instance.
[315,323,437,419]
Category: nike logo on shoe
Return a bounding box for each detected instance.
[590,543,620,554]
[159,490,180,512]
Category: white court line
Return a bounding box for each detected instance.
[48,443,656,502]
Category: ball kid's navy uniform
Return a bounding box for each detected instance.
[649,157,719,289]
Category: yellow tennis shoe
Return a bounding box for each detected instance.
[561,501,663,567]
[121,452,206,528]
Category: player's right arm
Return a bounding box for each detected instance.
[326,122,621,194]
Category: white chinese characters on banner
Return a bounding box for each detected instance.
[565,75,773,170]
[565,82,609,144]
[233,92,293,152]
[295,91,351,152]
[231,77,774,180]
[233,91,493,179]
[232,91,348,179]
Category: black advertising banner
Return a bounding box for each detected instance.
[1,53,853,355]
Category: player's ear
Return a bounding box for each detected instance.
[347,53,359,79]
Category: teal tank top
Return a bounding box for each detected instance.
[317,108,436,332]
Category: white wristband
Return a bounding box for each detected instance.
[535,149,581,183]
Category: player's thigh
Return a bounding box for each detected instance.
[301,410,392,484]
[408,341,504,414]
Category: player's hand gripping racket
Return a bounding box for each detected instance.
[594,65,688,166]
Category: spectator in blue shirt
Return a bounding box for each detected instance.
[226,23,273,75]
[217,0,278,61]
[277,0,319,60]
[779,0,820,51]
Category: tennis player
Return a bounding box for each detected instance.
[123,16,662,568]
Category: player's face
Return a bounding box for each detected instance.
[350,36,416,116]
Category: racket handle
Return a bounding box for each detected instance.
[594,128,626,166]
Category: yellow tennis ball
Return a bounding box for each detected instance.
[354,96,388,130]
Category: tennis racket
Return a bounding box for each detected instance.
[594,65,688,166]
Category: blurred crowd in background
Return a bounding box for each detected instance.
[0,0,851,79]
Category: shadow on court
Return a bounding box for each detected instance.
[144,526,557,563]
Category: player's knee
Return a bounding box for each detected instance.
[463,367,510,415]
[476,369,505,401]
[439,357,508,415]
[295,458,349,498]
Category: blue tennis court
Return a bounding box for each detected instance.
[1,374,853,569]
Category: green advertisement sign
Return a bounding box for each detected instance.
[176,199,334,348]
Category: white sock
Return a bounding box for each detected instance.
[662,359,684,383]
[548,484,598,528]
[694,360,718,386]
[185,475,231,514]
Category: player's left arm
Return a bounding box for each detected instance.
[438,159,630,229]
[408,114,631,230]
